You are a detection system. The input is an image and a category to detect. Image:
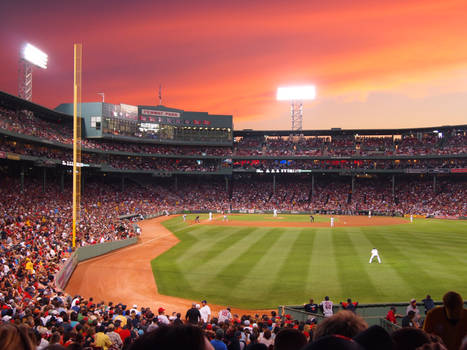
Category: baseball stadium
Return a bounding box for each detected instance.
[1,2,467,349]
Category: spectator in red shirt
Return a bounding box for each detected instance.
[385,307,403,324]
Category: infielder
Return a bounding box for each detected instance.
[330,216,334,227]
[369,248,381,263]
[410,215,413,223]
[183,214,187,222]
[223,214,228,222]
[368,210,372,218]
[209,212,212,221]
[273,209,277,217]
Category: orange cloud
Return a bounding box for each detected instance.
[0,0,466,129]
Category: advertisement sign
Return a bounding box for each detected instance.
[141,109,181,118]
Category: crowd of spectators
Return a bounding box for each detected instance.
[1,107,466,159]
[234,134,467,157]
[0,174,465,349]
[228,176,467,216]
[233,158,467,171]
[2,136,466,174]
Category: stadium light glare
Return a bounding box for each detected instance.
[276,85,316,101]
[22,43,48,69]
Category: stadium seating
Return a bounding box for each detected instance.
[1,98,466,350]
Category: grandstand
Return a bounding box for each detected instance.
[0,90,466,349]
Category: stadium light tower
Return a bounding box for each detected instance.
[277,85,316,132]
[18,43,48,101]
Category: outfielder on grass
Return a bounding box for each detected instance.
[369,248,381,264]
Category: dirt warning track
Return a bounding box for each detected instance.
[65,216,271,316]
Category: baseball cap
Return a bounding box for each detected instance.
[202,300,207,303]
[410,298,416,303]
[158,307,165,313]
[133,304,138,309]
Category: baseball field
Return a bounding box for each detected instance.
[151,214,467,309]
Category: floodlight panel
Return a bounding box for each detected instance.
[277,85,316,101]
[23,43,48,69]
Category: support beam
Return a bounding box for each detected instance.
[311,174,315,198]
[60,171,64,192]
[273,175,276,196]
[20,166,25,192]
[42,167,46,193]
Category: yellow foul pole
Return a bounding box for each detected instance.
[72,44,82,248]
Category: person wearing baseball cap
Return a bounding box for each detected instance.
[157,307,169,325]
[200,300,211,323]
[406,299,421,327]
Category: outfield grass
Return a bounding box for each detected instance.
[151,215,467,309]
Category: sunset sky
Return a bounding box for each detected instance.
[1,0,467,130]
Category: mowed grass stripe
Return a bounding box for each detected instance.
[388,229,466,284]
[176,227,251,265]
[269,229,316,304]
[155,216,467,308]
[212,228,281,299]
[307,229,342,298]
[348,228,413,299]
[362,228,440,300]
[331,229,378,299]
[393,225,467,264]
[231,229,301,303]
[183,227,264,287]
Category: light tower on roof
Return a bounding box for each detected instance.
[277,85,316,132]
[18,43,48,101]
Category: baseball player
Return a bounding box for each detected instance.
[369,248,381,263]
[183,214,187,222]
[330,216,334,227]
[410,215,413,223]
[209,212,212,221]
[273,209,277,217]
[368,210,372,218]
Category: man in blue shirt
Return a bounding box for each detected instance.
[211,329,227,350]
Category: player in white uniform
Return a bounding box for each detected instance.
[183,214,187,222]
[209,212,212,221]
[410,215,413,223]
[369,248,381,263]
[223,214,228,221]
[218,307,232,323]
[320,296,334,317]
[330,217,334,227]
[273,209,277,217]
[368,210,372,218]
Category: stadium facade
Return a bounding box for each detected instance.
[0,90,466,217]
